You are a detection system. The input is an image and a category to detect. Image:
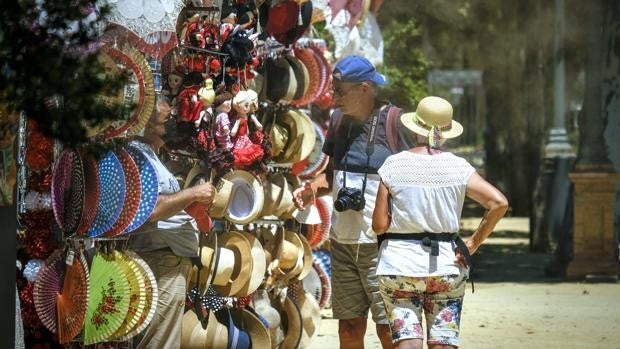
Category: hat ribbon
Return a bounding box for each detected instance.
[412,113,450,148]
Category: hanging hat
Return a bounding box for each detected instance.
[297,288,322,348]
[87,150,127,237]
[285,55,310,101]
[274,291,303,349]
[184,163,234,219]
[106,148,141,236]
[251,289,284,346]
[297,233,313,281]
[265,56,294,104]
[279,173,301,220]
[51,148,84,235]
[56,249,90,344]
[259,172,286,218]
[237,231,267,297]
[83,251,132,345]
[212,230,254,297]
[265,1,299,36]
[75,152,100,236]
[273,110,303,164]
[219,308,251,349]
[230,307,271,349]
[190,239,216,295]
[124,142,159,233]
[401,96,463,145]
[292,47,322,107]
[223,170,264,225]
[180,307,229,349]
[273,173,294,219]
[269,120,290,159]
[277,230,305,281]
[116,250,159,341]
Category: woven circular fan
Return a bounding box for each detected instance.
[57,249,90,344]
[312,260,331,309]
[75,153,100,236]
[124,144,159,233]
[116,250,159,341]
[83,251,132,345]
[106,149,141,236]
[51,148,84,235]
[109,250,147,339]
[33,249,65,333]
[308,45,332,97]
[99,44,155,139]
[88,151,126,237]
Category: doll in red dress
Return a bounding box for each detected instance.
[229,89,264,169]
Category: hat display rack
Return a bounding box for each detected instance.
[15,0,352,347]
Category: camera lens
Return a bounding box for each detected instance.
[334,197,349,212]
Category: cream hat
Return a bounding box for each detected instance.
[400,96,463,143]
[223,170,264,225]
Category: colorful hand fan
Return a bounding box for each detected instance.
[87,151,126,237]
[75,153,100,236]
[51,149,84,235]
[33,249,65,333]
[116,250,159,341]
[110,250,147,339]
[83,250,132,345]
[56,249,90,343]
[124,143,159,233]
[106,149,141,236]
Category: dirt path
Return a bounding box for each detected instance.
[308,219,620,348]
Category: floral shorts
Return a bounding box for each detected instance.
[378,273,467,346]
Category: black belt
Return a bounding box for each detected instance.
[377,232,473,273]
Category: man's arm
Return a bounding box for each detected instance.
[148,181,214,222]
[293,158,333,209]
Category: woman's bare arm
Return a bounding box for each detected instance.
[464,172,509,255]
[372,181,392,234]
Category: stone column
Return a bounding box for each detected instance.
[567,0,620,279]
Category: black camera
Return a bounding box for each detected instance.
[334,187,365,212]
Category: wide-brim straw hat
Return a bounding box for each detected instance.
[251,289,284,346]
[223,170,264,225]
[269,121,289,159]
[275,291,303,349]
[236,231,267,297]
[231,307,272,349]
[401,96,463,139]
[181,308,228,349]
[285,55,310,101]
[297,233,313,281]
[212,231,254,297]
[298,288,322,348]
[259,172,285,218]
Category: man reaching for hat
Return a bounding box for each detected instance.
[128,99,215,349]
[293,55,414,349]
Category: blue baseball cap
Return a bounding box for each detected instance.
[332,55,388,85]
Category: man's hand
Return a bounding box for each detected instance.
[192,179,214,206]
[293,181,314,210]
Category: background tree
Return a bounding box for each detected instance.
[0,0,126,146]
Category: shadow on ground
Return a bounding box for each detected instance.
[461,230,566,283]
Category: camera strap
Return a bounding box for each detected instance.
[342,111,380,193]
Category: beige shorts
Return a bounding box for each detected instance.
[330,239,388,324]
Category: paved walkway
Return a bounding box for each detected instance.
[308,217,620,348]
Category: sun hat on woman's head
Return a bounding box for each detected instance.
[400,96,463,147]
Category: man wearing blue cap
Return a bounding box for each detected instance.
[294,55,413,349]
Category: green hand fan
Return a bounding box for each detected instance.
[83,250,131,345]
[110,250,147,339]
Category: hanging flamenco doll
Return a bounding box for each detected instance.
[229,89,264,169]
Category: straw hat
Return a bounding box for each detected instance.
[180,308,228,349]
[236,231,267,297]
[297,233,314,281]
[401,96,463,141]
[279,230,305,281]
[274,291,303,349]
[291,109,316,162]
[230,307,272,349]
[285,55,310,101]
[223,170,265,225]
[269,122,289,159]
[209,177,234,218]
[212,231,254,297]
[297,289,322,348]
[251,289,284,347]
[259,172,285,218]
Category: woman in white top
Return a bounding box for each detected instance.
[372,96,508,349]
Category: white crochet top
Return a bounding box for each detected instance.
[376,151,475,276]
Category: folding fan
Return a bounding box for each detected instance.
[110,250,147,339]
[116,250,159,342]
[56,249,90,343]
[106,149,141,236]
[51,149,84,235]
[124,143,159,233]
[83,250,132,345]
[33,249,65,333]
[87,151,126,237]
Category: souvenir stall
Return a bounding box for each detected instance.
[16,0,385,348]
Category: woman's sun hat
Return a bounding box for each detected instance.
[400,96,463,146]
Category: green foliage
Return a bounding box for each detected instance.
[378,19,428,110]
[0,0,128,146]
